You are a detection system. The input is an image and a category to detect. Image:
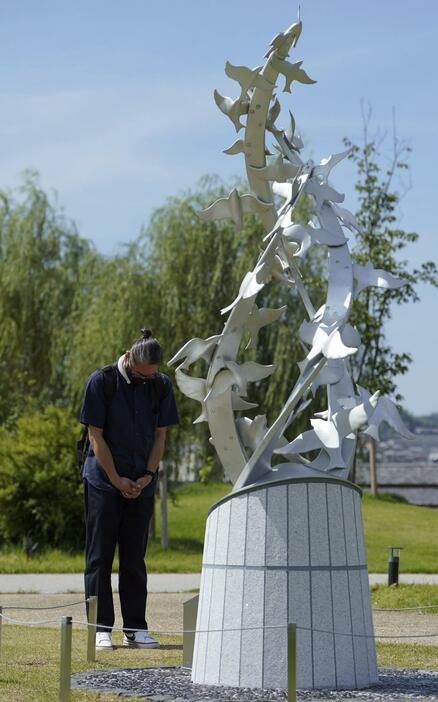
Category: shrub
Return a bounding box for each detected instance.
[0,405,84,550]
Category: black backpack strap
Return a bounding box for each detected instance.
[77,425,89,473]
[100,364,118,407]
[77,365,117,474]
[150,373,166,416]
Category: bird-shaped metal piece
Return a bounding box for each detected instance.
[249,154,300,183]
[311,391,380,448]
[214,90,249,131]
[223,139,245,155]
[168,335,221,370]
[353,262,406,297]
[274,429,347,468]
[225,61,275,97]
[269,56,316,93]
[245,304,287,349]
[264,19,303,59]
[284,111,304,151]
[300,318,344,346]
[357,387,415,442]
[312,148,352,182]
[265,98,282,136]
[231,392,258,411]
[175,369,208,424]
[224,139,272,157]
[306,326,358,362]
[330,203,360,232]
[199,188,272,231]
[305,178,345,211]
[205,360,275,401]
[282,222,347,253]
[310,361,345,394]
[237,414,288,453]
[275,392,380,467]
[221,254,279,314]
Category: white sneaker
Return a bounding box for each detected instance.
[122,630,160,649]
[96,631,113,650]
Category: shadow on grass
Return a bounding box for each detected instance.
[112,645,182,651]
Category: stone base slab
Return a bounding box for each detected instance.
[71,666,438,700]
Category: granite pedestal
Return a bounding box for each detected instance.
[192,476,378,690]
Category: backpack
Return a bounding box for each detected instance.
[77,364,166,474]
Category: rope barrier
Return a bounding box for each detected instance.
[71,620,438,640]
[1,603,437,613]
[1,596,438,613]
[0,612,62,625]
[1,598,89,611]
[1,612,437,640]
[298,625,438,640]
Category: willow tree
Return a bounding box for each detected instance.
[0,173,90,423]
[62,250,156,412]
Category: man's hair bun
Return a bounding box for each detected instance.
[130,328,162,364]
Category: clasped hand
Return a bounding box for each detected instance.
[116,474,153,499]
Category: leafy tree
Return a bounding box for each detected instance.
[62,250,156,412]
[0,173,91,422]
[344,108,438,485]
[0,405,83,549]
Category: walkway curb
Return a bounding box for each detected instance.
[0,573,437,593]
[0,573,201,594]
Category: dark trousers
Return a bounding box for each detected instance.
[84,480,154,633]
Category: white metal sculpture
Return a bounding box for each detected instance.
[169,14,412,493]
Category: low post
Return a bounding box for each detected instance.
[388,546,403,586]
[369,437,378,497]
[183,594,199,668]
[59,616,72,702]
[160,462,169,549]
[288,623,297,702]
[0,605,3,659]
[87,596,98,663]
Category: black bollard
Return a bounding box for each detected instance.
[387,546,403,586]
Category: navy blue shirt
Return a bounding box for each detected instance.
[80,363,179,494]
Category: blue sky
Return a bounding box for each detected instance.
[0,0,436,414]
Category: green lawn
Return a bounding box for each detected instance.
[375,641,438,669]
[0,625,181,702]
[0,483,229,574]
[0,483,437,573]
[371,584,438,610]
[0,625,436,702]
[362,493,438,573]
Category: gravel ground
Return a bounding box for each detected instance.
[0,592,187,637]
[372,610,438,644]
[71,666,438,701]
[0,593,437,645]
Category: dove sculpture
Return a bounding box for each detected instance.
[168,14,412,491]
[182,14,400,693]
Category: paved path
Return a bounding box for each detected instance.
[0,573,201,594]
[0,572,437,593]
